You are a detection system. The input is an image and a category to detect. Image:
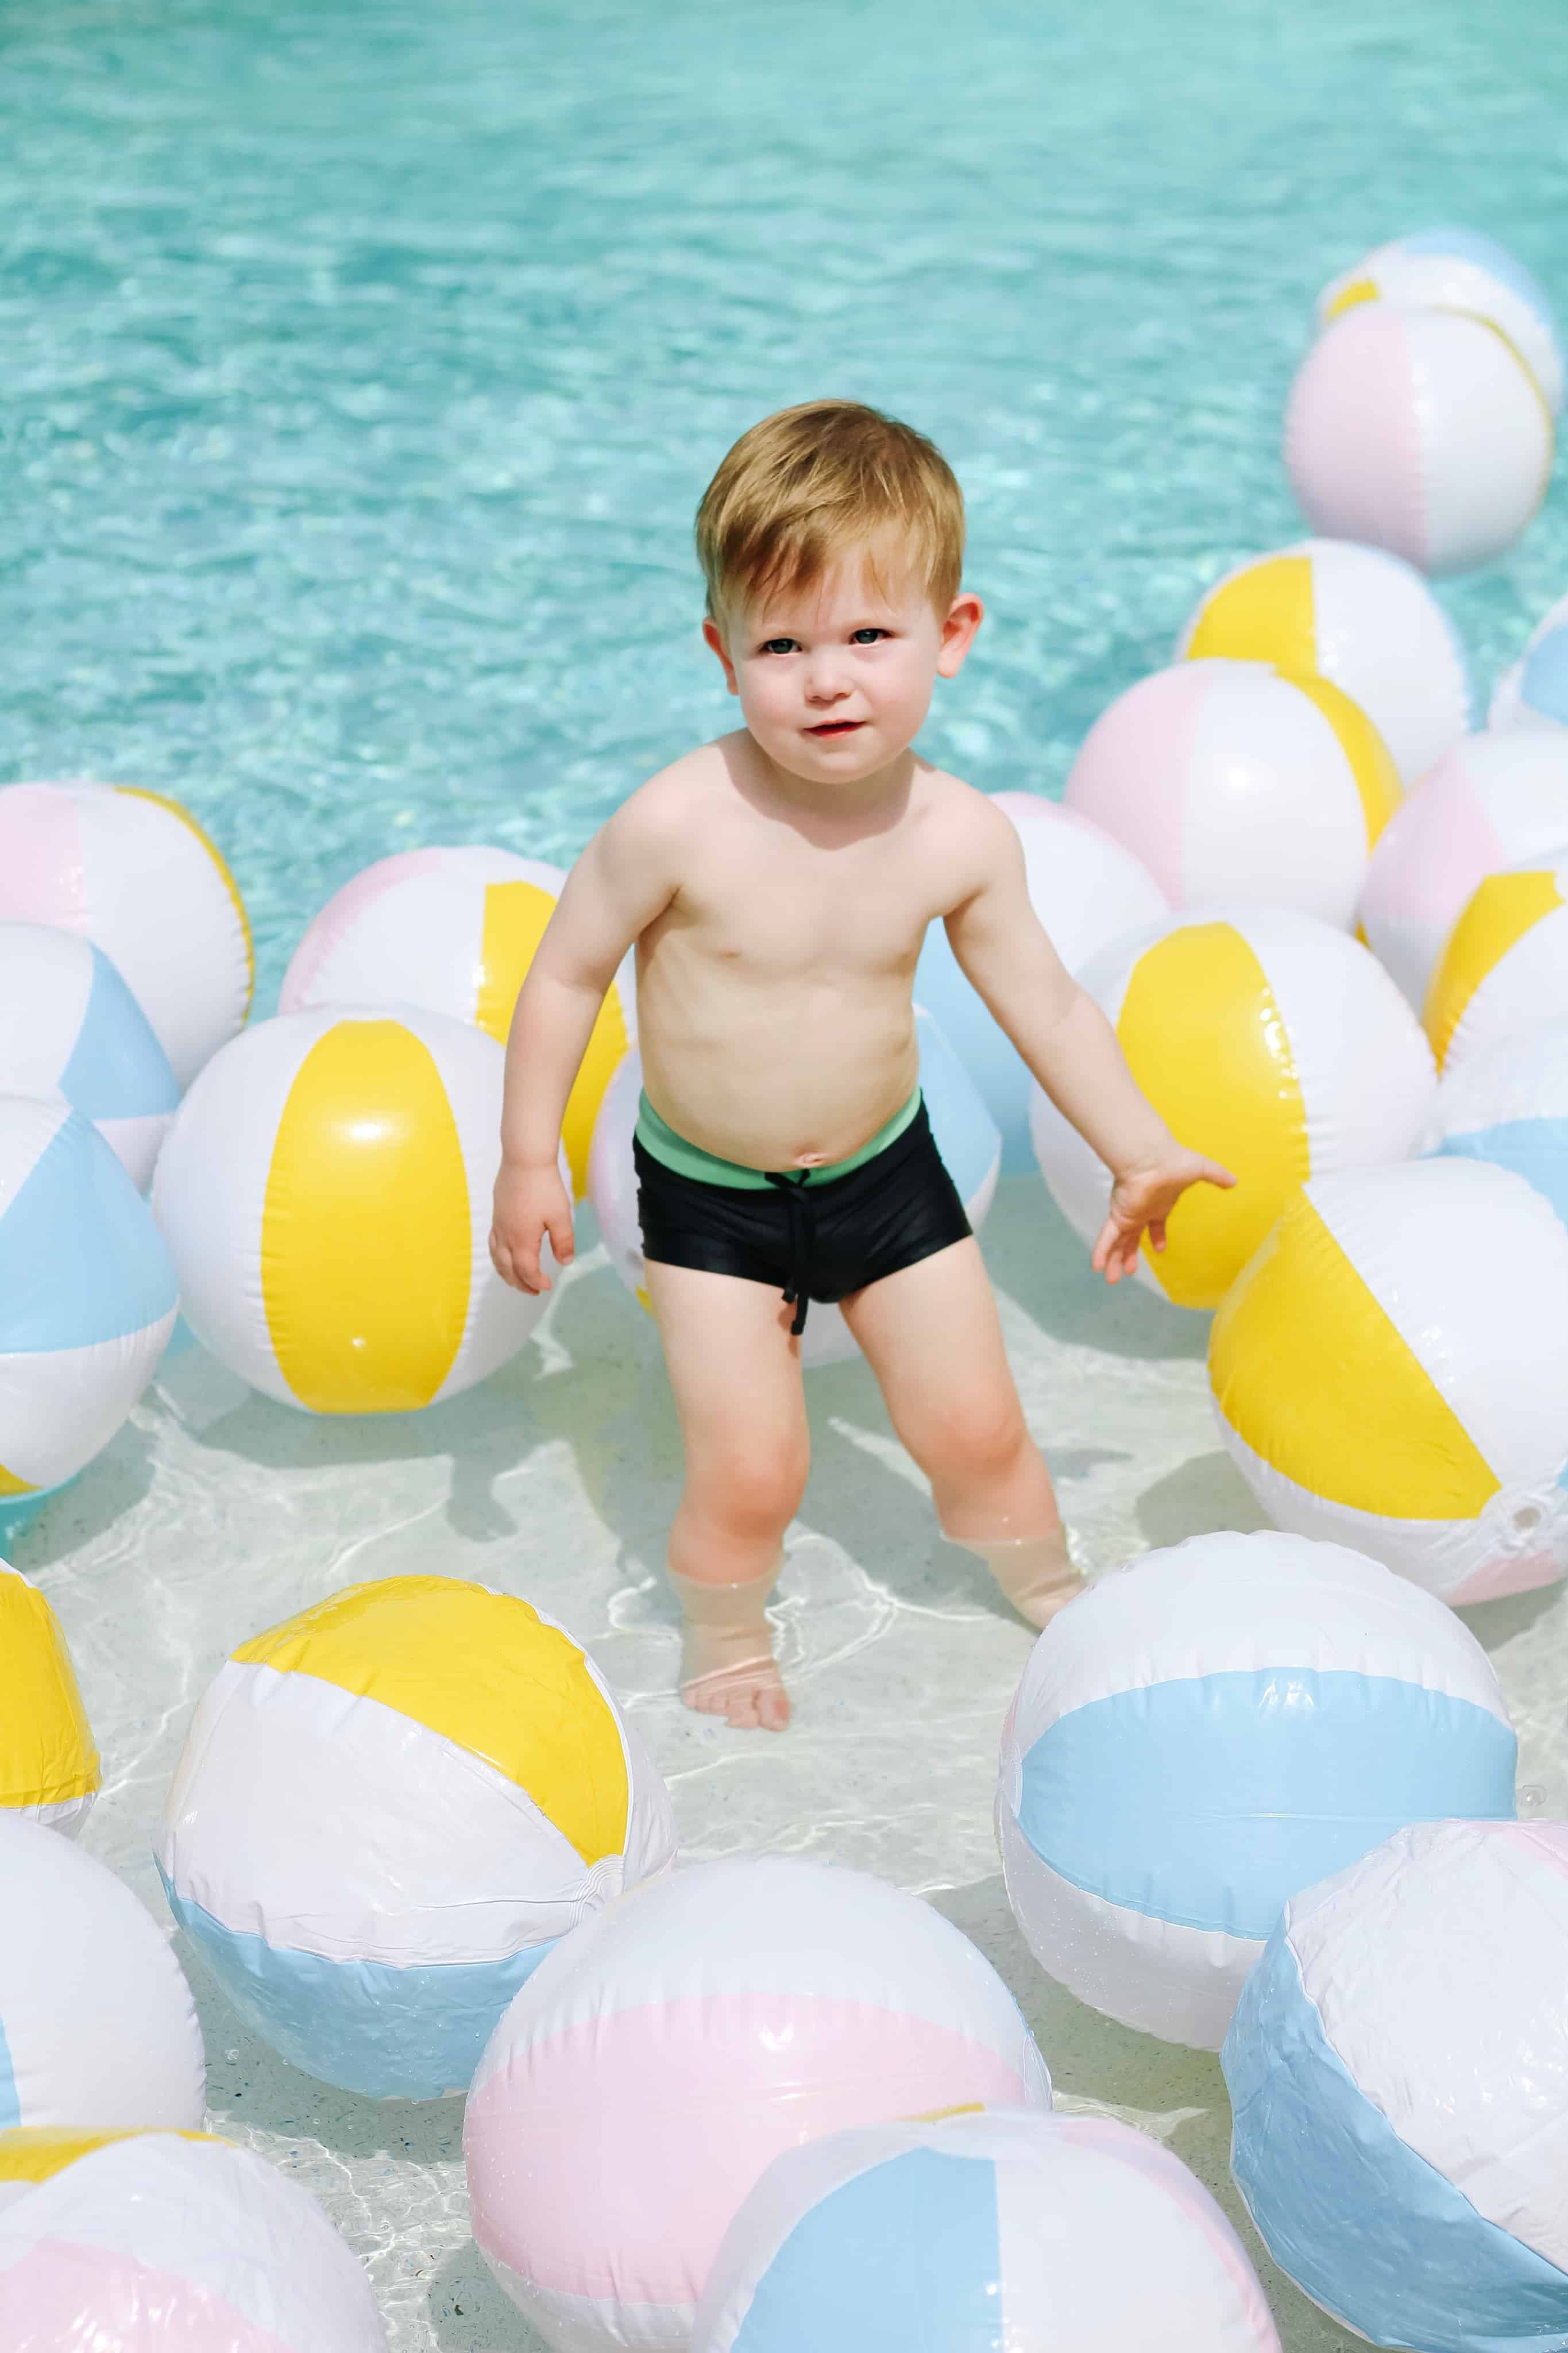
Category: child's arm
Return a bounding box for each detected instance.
[943,804,1235,1282]
[491,795,678,1294]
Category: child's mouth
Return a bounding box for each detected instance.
[808,721,863,736]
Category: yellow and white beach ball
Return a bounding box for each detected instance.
[1424,849,1568,1071]
[157,1575,675,2101]
[1176,538,1474,786]
[1359,732,1568,1010]
[280,846,635,1197]
[0,1096,180,1524]
[1030,910,1436,1309]
[0,1565,98,1839]
[153,1006,549,1414]
[0,1814,206,2131]
[0,782,252,1088]
[0,2127,388,2350]
[1317,226,1565,415]
[1063,660,1400,927]
[1285,302,1554,577]
[1210,1159,1568,1603]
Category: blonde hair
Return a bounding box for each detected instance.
[695,400,965,623]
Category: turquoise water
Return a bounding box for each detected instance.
[4,0,1568,1009]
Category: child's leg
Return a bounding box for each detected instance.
[643,1259,809,1731]
[839,1238,1081,1627]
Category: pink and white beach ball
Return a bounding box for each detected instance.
[1359,731,1568,1009]
[464,1857,1050,2350]
[0,2127,387,2351]
[1063,659,1400,928]
[1285,302,1554,577]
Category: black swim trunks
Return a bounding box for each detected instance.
[634,1097,972,1336]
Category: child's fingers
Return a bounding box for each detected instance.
[1202,1158,1238,1191]
[1148,1217,1167,1254]
[545,1209,576,1268]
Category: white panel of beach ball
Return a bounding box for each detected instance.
[1063,659,1400,927]
[0,1815,205,2130]
[0,925,179,1192]
[1210,1158,1568,1603]
[0,2127,387,2349]
[1316,225,1565,414]
[1225,1819,1568,2351]
[588,1010,999,1372]
[693,2111,1280,2353]
[1420,1022,1568,1231]
[1285,301,1553,576]
[0,782,252,1088]
[153,1007,546,1413]
[1358,731,1568,1009]
[465,1857,1050,2351]
[997,1531,1516,2050]
[913,793,1167,1169]
[1423,848,1568,1074]
[1492,589,1568,734]
[1176,537,1474,788]
[0,1096,179,1510]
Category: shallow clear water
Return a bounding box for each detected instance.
[5,3,1568,2347]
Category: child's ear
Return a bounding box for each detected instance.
[702,616,740,696]
[936,592,984,680]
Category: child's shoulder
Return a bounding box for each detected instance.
[911,761,1020,859]
[606,736,737,843]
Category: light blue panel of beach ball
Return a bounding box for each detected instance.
[0,924,179,1194]
[1492,589,1568,733]
[1420,1021,1568,1226]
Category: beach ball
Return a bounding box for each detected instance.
[152,1006,546,1414]
[0,2126,387,2350]
[1421,1023,1568,1228]
[913,794,1167,1170]
[1211,1159,1568,1602]
[1063,659,1400,927]
[0,1814,204,2131]
[692,2109,1280,2353]
[0,1564,98,1839]
[0,1096,179,1521]
[465,1857,1051,2350]
[156,1575,675,2102]
[0,924,177,1192]
[1492,588,1568,733]
[1225,1819,1568,2351]
[1285,302,1553,577]
[1317,225,1565,415]
[1424,847,1568,1070]
[589,1007,1002,1370]
[1029,908,1435,1309]
[997,1531,1515,2050]
[1176,537,1473,786]
[280,846,635,1197]
[1359,731,1568,1009]
[0,782,252,1088]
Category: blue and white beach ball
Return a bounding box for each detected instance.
[0,1094,179,1532]
[913,794,1167,1170]
[1317,226,1565,416]
[1492,589,1568,734]
[0,1814,205,2131]
[997,1530,1517,2049]
[589,1006,1001,1371]
[157,1575,676,2101]
[692,2110,1281,2353]
[1420,1021,1568,1226]
[0,924,178,1191]
[1226,1818,1568,2351]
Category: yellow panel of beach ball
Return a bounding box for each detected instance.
[1176,539,1474,788]
[280,846,634,1197]
[1030,909,1435,1309]
[0,1564,99,1839]
[1424,851,1568,1071]
[152,1006,551,1414]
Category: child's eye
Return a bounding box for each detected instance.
[759,637,798,656]
[851,628,887,645]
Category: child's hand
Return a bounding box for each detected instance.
[1091,1147,1237,1284]
[490,1158,575,1295]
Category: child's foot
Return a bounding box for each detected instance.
[964,1526,1084,1631]
[667,1561,791,1733]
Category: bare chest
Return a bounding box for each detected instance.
[666,824,940,977]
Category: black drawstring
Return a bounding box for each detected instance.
[766,1170,816,1335]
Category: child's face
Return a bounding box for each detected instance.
[703,550,982,788]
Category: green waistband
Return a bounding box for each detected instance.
[635,1088,922,1190]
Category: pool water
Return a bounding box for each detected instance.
[5,3,1568,2346]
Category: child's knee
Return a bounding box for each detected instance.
[924,1397,1032,1492]
[694,1442,808,1540]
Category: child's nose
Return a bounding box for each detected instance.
[804,657,852,700]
